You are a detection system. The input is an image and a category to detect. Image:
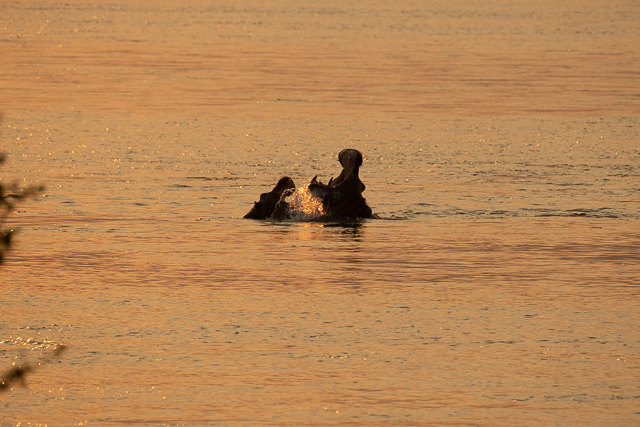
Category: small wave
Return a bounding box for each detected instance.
[556,208,618,218]
[373,215,409,221]
[185,176,213,181]
[397,206,625,219]
[185,176,239,181]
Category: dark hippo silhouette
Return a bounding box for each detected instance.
[243,176,295,219]
[244,149,373,220]
[307,149,372,219]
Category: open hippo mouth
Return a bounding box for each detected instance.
[307,148,370,219]
[243,149,373,221]
[328,149,364,190]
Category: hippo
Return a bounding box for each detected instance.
[307,149,372,219]
[243,176,295,219]
[244,149,373,220]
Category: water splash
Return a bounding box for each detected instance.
[283,184,324,221]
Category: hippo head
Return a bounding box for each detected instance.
[243,176,295,219]
[307,148,372,219]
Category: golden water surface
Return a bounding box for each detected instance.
[1,0,639,425]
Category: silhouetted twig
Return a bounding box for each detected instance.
[0,151,46,265]
[1,114,64,393]
[0,345,67,392]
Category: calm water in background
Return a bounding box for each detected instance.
[1,0,639,425]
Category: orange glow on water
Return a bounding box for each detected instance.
[1,0,639,425]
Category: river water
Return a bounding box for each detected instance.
[1,0,639,425]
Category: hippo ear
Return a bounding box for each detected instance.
[274,176,295,193]
[252,201,263,214]
[310,175,318,184]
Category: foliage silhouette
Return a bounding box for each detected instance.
[0,346,67,392]
[0,153,45,266]
[1,115,66,393]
